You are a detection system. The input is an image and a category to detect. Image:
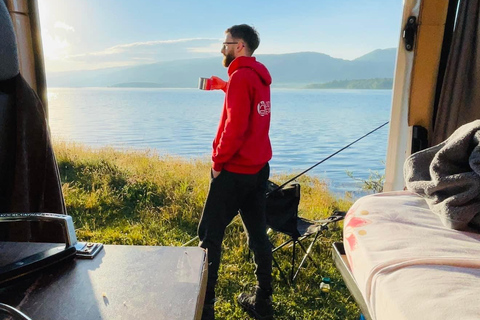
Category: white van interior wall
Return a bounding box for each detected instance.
[383,0,420,192]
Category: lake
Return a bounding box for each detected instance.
[47,87,392,196]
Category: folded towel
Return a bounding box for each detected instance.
[404,120,480,230]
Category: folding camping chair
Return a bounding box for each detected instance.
[266,180,346,284]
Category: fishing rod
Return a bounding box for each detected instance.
[267,121,390,196]
[182,121,389,246]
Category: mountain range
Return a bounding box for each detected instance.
[46,48,397,88]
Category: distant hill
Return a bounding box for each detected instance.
[305,78,393,89]
[354,48,396,63]
[46,48,397,88]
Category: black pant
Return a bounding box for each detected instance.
[198,163,272,301]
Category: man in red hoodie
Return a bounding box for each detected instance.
[198,24,273,320]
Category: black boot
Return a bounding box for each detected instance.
[237,286,273,320]
[201,299,215,320]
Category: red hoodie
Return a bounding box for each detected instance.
[212,56,272,174]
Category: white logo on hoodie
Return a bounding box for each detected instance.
[257,101,271,116]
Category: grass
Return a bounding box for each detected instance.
[54,142,361,320]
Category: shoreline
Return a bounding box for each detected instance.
[52,140,378,198]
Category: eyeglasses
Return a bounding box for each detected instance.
[222,41,238,49]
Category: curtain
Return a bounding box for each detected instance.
[432,0,480,145]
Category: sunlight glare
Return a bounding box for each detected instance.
[38,1,72,65]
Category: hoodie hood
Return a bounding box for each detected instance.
[227,56,272,86]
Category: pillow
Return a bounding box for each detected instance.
[0,1,19,81]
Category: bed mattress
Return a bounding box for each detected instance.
[344,191,480,320]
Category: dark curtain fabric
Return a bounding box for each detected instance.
[0,74,65,214]
[432,0,480,145]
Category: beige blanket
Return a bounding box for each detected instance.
[344,191,480,320]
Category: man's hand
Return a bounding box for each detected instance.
[212,169,221,178]
[210,76,227,90]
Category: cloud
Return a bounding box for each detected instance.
[41,28,70,60]
[41,22,74,63]
[54,21,75,32]
[71,38,221,58]
[46,38,223,71]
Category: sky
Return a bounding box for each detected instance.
[38,0,404,73]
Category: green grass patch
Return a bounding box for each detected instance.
[55,142,361,319]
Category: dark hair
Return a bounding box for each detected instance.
[226,24,260,55]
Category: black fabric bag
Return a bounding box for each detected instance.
[265,181,301,238]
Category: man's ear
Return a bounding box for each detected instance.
[236,42,246,55]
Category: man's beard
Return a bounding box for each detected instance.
[223,52,235,67]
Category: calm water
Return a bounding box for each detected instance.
[47,87,392,196]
